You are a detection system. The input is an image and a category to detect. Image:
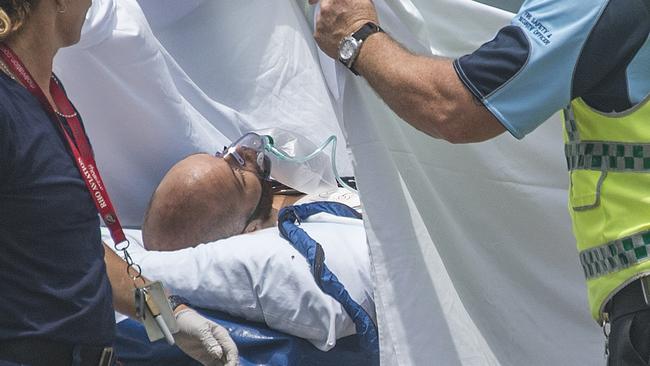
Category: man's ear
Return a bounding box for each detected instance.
[242,219,264,234]
[243,216,276,233]
[55,0,69,12]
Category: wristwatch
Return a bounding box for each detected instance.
[168,295,190,311]
[338,22,384,76]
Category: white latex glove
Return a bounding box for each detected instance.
[174,308,239,366]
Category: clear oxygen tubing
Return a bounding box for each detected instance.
[263,134,358,194]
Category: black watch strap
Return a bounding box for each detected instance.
[168,295,190,311]
[349,22,383,75]
[353,22,382,42]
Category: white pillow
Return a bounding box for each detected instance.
[103,213,374,351]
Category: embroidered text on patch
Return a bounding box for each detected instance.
[517,11,553,45]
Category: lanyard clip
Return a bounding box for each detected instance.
[602,312,610,359]
[640,276,650,305]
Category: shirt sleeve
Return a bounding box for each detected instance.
[453,0,611,139]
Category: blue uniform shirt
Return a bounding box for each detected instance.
[0,72,115,345]
[454,0,650,138]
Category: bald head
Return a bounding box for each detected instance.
[143,153,272,251]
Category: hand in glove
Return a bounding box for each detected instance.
[174,306,239,366]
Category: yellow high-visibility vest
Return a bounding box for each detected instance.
[564,96,650,322]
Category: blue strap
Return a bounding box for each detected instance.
[278,202,378,363]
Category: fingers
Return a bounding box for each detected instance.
[200,325,225,360]
[210,324,239,366]
[223,343,239,366]
[311,0,379,58]
[173,308,239,366]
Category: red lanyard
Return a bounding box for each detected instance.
[0,44,127,245]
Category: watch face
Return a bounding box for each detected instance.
[339,37,357,61]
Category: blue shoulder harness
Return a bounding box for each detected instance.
[278,202,379,364]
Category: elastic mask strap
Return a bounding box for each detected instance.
[226,146,245,166]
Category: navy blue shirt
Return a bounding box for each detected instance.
[0,72,115,345]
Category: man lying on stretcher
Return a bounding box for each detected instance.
[142,132,360,252]
[114,138,372,351]
[142,150,276,252]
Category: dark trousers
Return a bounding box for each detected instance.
[0,338,116,366]
[608,280,650,365]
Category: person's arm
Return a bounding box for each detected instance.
[103,242,143,317]
[312,0,505,143]
[355,34,505,143]
[103,243,200,318]
[103,243,239,366]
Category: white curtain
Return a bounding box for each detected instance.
[54,0,350,227]
[322,1,603,365]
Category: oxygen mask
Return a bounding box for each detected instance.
[217,128,356,195]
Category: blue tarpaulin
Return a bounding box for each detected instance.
[115,309,370,366]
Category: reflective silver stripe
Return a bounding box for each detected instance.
[580,230,650,279]
[571,170,607,211]
[563,106,580,143]
[565,141,650,172]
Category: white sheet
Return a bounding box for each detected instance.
[322,1,601,365]
[102,214,373,352]
[54,0,351,227]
